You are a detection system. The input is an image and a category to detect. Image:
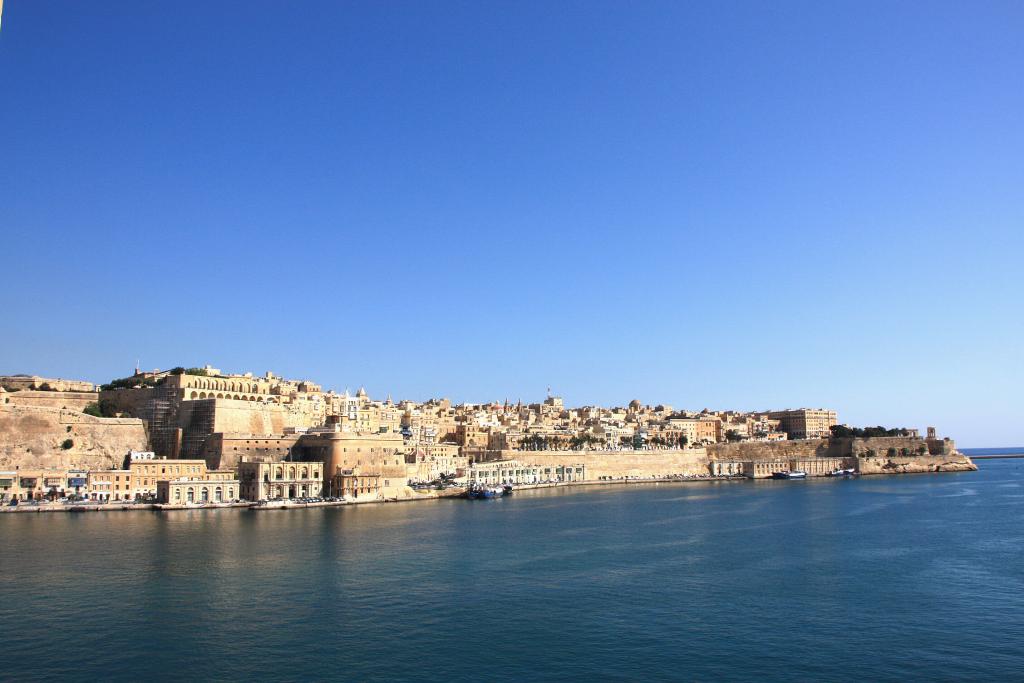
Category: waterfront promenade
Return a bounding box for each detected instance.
[0,474,743,513]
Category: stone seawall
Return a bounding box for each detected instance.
[0,405,148,470]
[495,437,975,479]
[493,448,711,479]
[856,454,976,475]
[707,436,967,463]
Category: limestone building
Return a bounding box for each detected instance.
[98,367,328,460]
[87,469,132,501]
[156,478,239,504]
[297,427,409,499]
[332,468,381,501]
[406,445,467,482]
[237,460,323,501]
[767,409,838,440]
[468,459,586,486]
[127,456,210,499]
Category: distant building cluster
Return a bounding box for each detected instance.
[0,365,849,503]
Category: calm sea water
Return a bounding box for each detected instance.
[2,460,1023,682]
[963,447,1024,456]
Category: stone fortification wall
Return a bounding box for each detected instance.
[847,436,959,457]
[181,398,317,457]
[0,405,148,470]
[0,376,94,392]
[707,439,841,461]
[857,454,975,475]
[208,399,310,435]
[100,389,325,458]
[98,387,156,417]
[3,390,98,412]
[495,437,973,480]
[200,433,302,471]
[708,436,962,462]
[497,448,710,479]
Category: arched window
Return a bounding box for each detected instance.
[289,467,296,479]
[301,468,308,479]
[215,487,223,502]
[187,488,194,503]
[201,488,209,502]
[190,391,198,399]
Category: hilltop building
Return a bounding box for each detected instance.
[766,409,838,440]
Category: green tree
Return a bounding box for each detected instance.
[100,375,163,391]
[831,425,911,439]
[83,402,103,418]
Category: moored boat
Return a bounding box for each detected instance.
[828,468,858,477]
[466,484,506,499]
[771,470,807,480]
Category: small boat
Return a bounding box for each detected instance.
[771,471,807,480]
[466,485,505,499]
[502,484,513,495]
[829,468,858,477]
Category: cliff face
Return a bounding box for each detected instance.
[0,405,148,470]
[856,454,977,475]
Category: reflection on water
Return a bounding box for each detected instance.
[1,460,1023,682]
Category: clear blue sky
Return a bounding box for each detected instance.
[1,1,1021,446]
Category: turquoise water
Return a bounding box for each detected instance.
[2,460,1023,681]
